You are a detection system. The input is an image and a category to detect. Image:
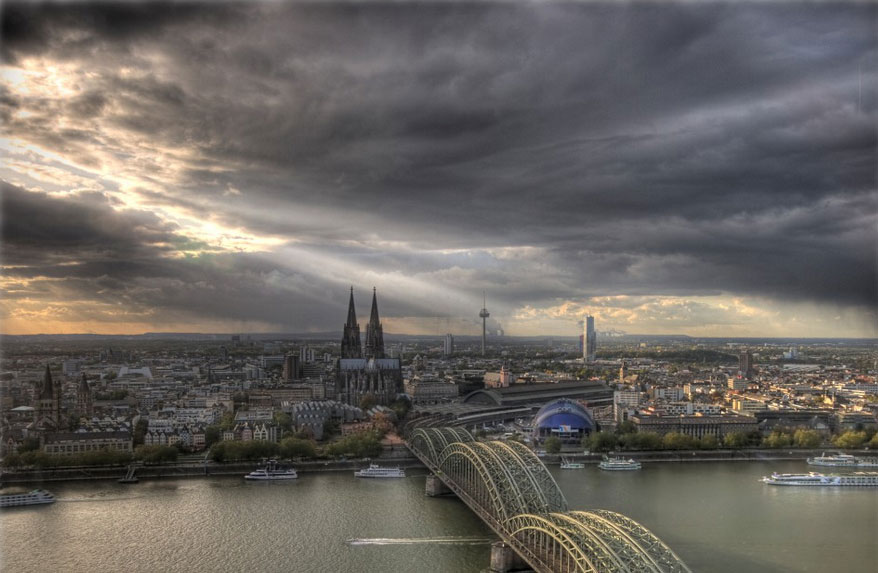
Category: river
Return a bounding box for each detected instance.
[2,460,875,572]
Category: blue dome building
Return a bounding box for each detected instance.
[532,399,595,444]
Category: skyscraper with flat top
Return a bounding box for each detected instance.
[583,315,596,362]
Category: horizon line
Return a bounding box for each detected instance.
[2,331,876,341]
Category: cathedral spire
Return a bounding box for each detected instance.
[346,286,358,328]
[41,364,54,400]
[35,364,60,429]
[341,286,362,358]
[364,287,385,359]
[369,287,380,325]
[77,373,93,418]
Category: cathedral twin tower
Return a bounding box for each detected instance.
[337,287,401,407]
[341,287,385,359]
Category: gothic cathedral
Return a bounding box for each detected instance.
[336,287,401,407]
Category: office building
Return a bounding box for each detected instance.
[583,315,596,362]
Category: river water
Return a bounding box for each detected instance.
[2,461,875,572]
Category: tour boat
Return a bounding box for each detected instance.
[761,472,878,486]
[245,460,298,480]
[598,456,641,471]
[806,453,878,468]
[560,458,585,469]
[1,489,56,508]
[354,464,405,478]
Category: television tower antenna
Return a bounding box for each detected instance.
[479,291,490,356]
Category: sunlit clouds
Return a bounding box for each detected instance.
[1,2,875,337]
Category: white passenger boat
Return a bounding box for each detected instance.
[560,458,585,469]
[598,456,641,471]
[354,464,405,478]
[761,472,878,486]
[806,453,878,468]
[1,489,56,508]
[245,460,298,480]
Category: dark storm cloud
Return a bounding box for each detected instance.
[0,181,353,327]
[1,1,876,332]
[0,182,189,265]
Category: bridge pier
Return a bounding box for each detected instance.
[489,541,530,573]
[425,474,453,496]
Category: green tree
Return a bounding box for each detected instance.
[326,431,383,459]
[793,429,822,448]
[619,432,662,451]
[204,426,222,448]
[588,432,618,453]
[209,440,280,462]
[134,445,179,464]
[219,412,236,431]
[869,432,878,450]
[544,436,562,454]
[273,412,293,434]
[616,420,637,435]
[18,436,41,453]
[763,431,792,449]
[279,437,317,459]
[723,432,749,449]
[662,432,697,450]
[389,397,412,420]
[833,431,867,449]
[359,393,377,411]
[2,453,22,468]
[133,418,149,447]
[698,435,719,450]
[746,430,764,447]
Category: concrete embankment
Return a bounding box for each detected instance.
[1,454,426,485]
[543,448,869,465]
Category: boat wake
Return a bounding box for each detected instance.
[347,536,494,546]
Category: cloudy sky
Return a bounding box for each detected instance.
[1,1,875,338]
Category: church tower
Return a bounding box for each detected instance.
[77,373,94,418]
[34,364,60,429]
[341,287,362,358]
[364,287,385,359]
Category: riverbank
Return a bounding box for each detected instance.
[543,447,872,465]
[1,453,426,485]
[4,446,871,484]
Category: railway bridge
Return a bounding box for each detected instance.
[408,427,692,573]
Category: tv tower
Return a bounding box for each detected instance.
[479,292,490,356]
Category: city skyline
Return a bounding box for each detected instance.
[1,2,876,338]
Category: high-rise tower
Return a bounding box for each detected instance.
[444,333,454,356]
[739,351,754,379]
[583,315,596,362]
[479,292,490,356]
[341,287,362,358]
[364,287,385,359]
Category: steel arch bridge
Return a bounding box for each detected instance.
[407,428,691,573]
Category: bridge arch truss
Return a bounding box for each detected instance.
[409,427,474,466]
[505,511,692,573]
[406,428,692,573]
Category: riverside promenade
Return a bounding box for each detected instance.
[0,449,424,484]
[541,447,870,465]
[3,446,870,484]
